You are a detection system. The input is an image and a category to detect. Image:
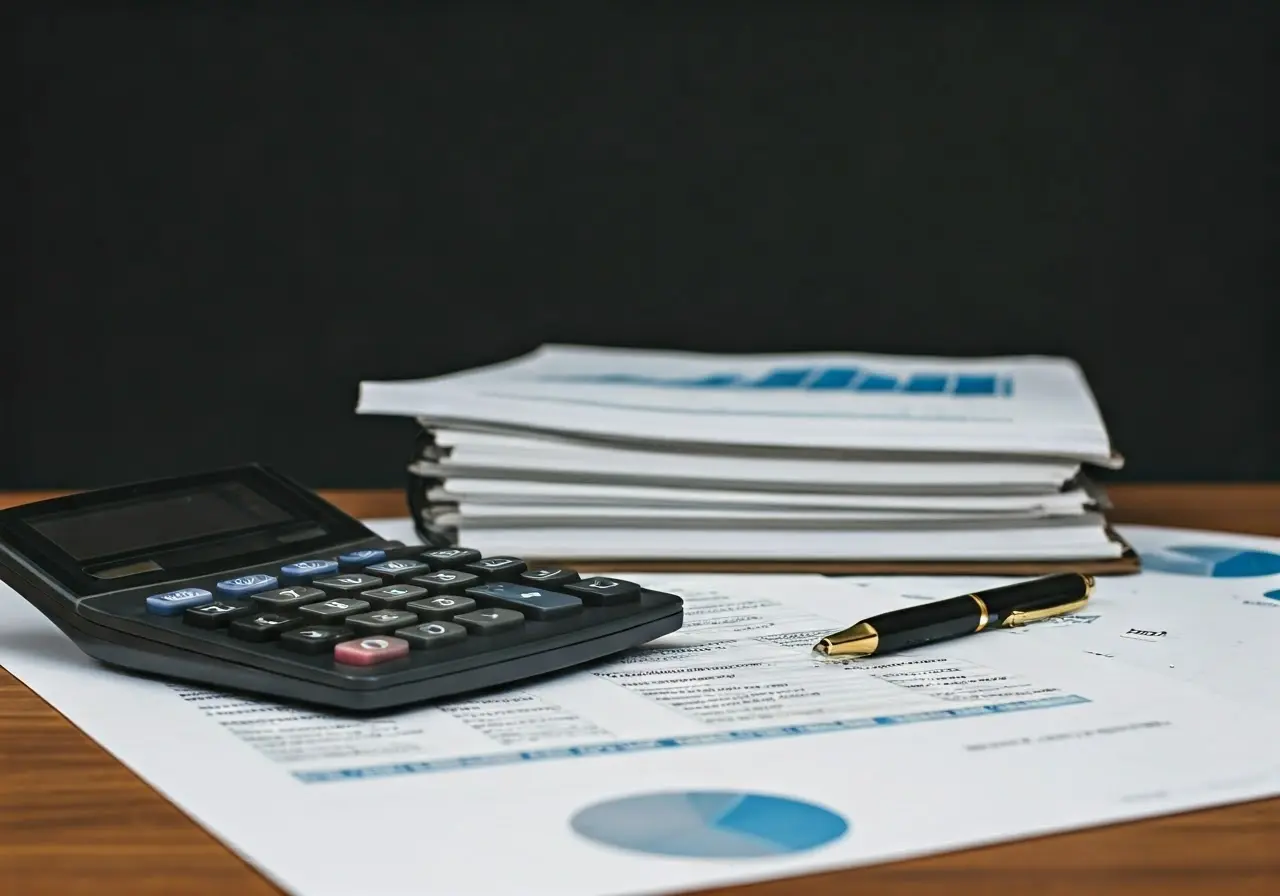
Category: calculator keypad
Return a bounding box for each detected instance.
[140,546,654,673]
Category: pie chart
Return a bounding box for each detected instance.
[1138,545,1280,578]
[569,790,849,858]
[1265,590,1280,601]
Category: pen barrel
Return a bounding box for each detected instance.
[863,597,989,654]
[976,573,1094,624]
[856,573,1093,654]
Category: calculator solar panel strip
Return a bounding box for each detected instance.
[0,465,684,711]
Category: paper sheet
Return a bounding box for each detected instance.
[832,524,1280,711]
[1,520,1276,896]
[434,478,1095,513]
[358,344,1118,463]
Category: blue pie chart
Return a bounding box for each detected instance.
[1138,545,1280,578]
[569,790,849,858]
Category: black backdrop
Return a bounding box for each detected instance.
[8,2,1278,490]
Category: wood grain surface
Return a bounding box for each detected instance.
[2,485,1279,895]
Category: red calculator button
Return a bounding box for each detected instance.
[333,636,409,666]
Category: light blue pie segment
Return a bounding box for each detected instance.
[570,791,849,858]
[1138,545,1280,578]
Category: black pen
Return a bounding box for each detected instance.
[813,572,1095,657]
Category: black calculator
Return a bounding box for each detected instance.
[0,464,683,711]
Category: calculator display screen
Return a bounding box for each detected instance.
[30,482,294,563]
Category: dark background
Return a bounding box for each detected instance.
[8,2,1278,491]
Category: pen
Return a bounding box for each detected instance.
[813,572,1095,657]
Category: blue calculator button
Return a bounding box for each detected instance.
[338,549,387,571]
[145,587,214,616]
[465,582,583,621]
[280,559,339,582]
[216,573,278,597]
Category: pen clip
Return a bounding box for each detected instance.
[1001,594,1091,627]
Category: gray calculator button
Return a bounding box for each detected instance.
[454,607,524,635]
[313,573,383,596]
[362,585,427,609]
[564,577,642,606]
[346,609,419,635]
[405,595,477,621]
[298,597,370,621]
[254,586,326,609]
[396,621,467,649]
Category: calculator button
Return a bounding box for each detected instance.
[396,621,467,650]
[182,601,254,629]
[463,556,528,582]
[405,595,477,621]
[419,547,482,570]
[334,636,410,666]
[565,577,642,606]
[313,573,382,596]
[337,549,387,571]
[409,570,480,595]
[363,560,432,582]
[279,559,339,583]
[454,608,525,635]
[346,609,419,635]
[145,587,214,616]
[520,567,581,588]
[254,586,326,610]
[229,612,304,642]
[216,574,279,598]
[299,597,370,621]
[378,544,435,561]
[279,625,351,655]
[362,585,427,609]
[466,582,583,621]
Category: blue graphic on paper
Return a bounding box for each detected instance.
[1264,589,1280,601]
[540,366,1014,397]
[1138,544,1280,578]
[569,791,848,858]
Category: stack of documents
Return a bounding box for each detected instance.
[357,344,1137,573]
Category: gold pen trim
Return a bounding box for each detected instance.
[1001,594,1091,627]
[970,594,990,632]
[814,622,879,657]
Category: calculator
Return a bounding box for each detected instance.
[0,465,684,711]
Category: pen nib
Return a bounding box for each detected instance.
[812,622,880,657]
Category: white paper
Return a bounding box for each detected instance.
[444,516,1125,561]
[428,429,1083,491]
[359,344,1119,464]
[839,524,1280,711]
[2,520,1274,896]
[435,479,1095,514]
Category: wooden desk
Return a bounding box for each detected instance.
[2,485,1278,895]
